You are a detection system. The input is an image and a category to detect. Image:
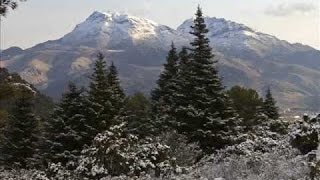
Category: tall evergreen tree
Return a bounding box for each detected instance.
[107,62,125,120]
[151,43,180,130]
[173,6,239,152]
[43,83,90,165]
[87,53,113,133]
[87,53,125,134]
[263,87,280,120]
[152,43,179,102]
[168,47,191,131]
[0,89,39,168]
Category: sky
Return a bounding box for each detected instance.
[1,0,319,50]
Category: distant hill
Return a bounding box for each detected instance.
[0,68,54,122]
[2,11,320,109]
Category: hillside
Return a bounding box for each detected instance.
[0,68,54,123]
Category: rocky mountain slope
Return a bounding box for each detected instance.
[2,11,320,109]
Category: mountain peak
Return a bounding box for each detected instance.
[86,11,110,22]
[60,11,182,48]
[178,16,253,36]
[86,11,158,26]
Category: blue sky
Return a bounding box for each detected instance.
[1,0,319,49]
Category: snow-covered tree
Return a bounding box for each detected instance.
[42,83,90,166]
[0,89,39,169]
[158,131,202,167]
[151,43,180,132]
[173,6,240,152]
[290,114,320,155]
[76,122,176,178]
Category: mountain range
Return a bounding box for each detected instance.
[2,11,320,109]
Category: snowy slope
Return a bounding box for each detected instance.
[60,11,187,49]
[178,17,313,57]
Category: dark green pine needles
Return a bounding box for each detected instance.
[263,87,280,120]
[87,53,125,133]
[0,89,40,168]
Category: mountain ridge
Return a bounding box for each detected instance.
[2,11,320,109]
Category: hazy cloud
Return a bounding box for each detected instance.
[265,2,317,16]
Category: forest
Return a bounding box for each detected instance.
[0,2,320,180]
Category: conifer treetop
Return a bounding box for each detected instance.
[190,6,213,61]
[263,87,280,120]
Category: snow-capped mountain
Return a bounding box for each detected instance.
[2,11,320,109]
[60,11,187,49]
[178,17,314,57]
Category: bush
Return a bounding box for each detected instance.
[158,131,202,167]
[290,115,320,154]
[76,123,176,178]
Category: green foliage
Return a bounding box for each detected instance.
[151,43,180,132]
[227,86,264,130]
[106,62,125,119]
[87,53,111,132]
[0,89,40,169]
[263,88,280,120]
[0,68,54,156]
[228,86,287,135]
[171,6,239,152]
[0,68,54,122]
[124,92,154,137]
[87,53,125,133]
[152,43,179,103]
[43,83,91,166]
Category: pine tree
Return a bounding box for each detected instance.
[0,89,39,168]
[107,61,125,121]
[263,87,280,120]
[227,86,264,131]
[123,93,153,137]
[173,6,239,152]
[43,83,90,166]
[152,43,179,102]
[178,47,191,71]
[151,43,180,131]
[87,53,114,133]
[168,47,191,131]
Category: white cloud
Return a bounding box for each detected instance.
[265,2,317,16]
